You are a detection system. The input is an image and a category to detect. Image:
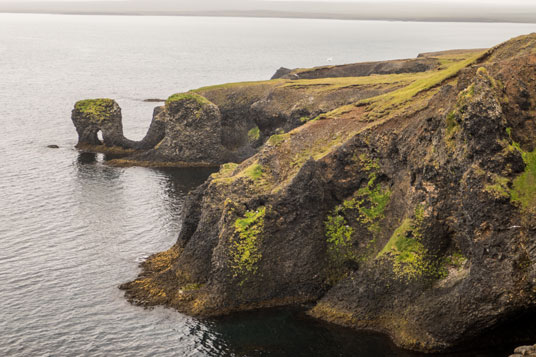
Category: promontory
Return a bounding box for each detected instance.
[72,34,536,353]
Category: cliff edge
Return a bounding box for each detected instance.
[75,34,536,352]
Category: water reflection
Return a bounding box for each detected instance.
[77,152,98,165]
[199,308,419,357]
[156,167,218,197]
[74,152,123,182]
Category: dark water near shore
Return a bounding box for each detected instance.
[1,13,535,356]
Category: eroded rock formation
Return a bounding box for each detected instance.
[116,34,536,353]
[72,51,448,167]
[71,34,536,353]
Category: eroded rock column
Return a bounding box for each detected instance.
[71,99,125,148]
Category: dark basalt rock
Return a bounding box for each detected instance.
[118,34,536,353]
[72,99,127,147]
[275,57,440,80]
[128,94,235,165]
[270,67,292,79]
[46,144,59,149]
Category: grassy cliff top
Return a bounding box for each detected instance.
[166,93,212,107]
[74,98,116,120]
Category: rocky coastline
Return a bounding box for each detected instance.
[72,34,536,353]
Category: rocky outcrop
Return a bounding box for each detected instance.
[273,57,440,80]
[73,56,434,166]
[270,67,292,79]
[72,98,163,154]
[123,93,236,166]
[511,344,536,357]
[118,33,536,353]
[72,99,131,149]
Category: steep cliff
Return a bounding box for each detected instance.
[116,34,536,352]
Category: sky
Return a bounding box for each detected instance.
[1,0,534,2]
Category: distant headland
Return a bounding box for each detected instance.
[2,0,536,24]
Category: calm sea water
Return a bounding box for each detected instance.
[1,13,535,356]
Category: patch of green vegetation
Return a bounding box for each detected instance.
[300,116,310,123]
[485,174,510,199]
[476,66,498,88]
[378,206,468,282]
[182,283,203,291]
[506,127,513,137]
[211,160,267,187]
[511,149,536,212]
[211,162,239,181]
[244,163,263,180]
[444,82,478,148]
[325,208,356,263]
[229,207,266,282]
[377,207,429,281]
[503,128,536,213]
[359,51,484,119]
[220,162,238,175]
[434,250,468,280]
[166,92,212,107]
[378,219,428,280]
[379,219,414,256]
[74,98,115,121]
[346,157,391,235]
[456,84,475,114]
[445,111,459,137]
[324,155,390,275]
[192,79,282,93]
[442,250,467,268]
[313,104,356,121]
[283,72,423,93]
[248,126,260,141]
[267,133,287,146]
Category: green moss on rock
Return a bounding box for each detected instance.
[244,163,263,180]
[74,98,115,121]
[344,156,391,235]
[377,207,432,281]
[325,208,356,263]
[166,92,212,107]
[485,174,510,199]
[248,126,260,141]
[324,155,391,276]
[267,133,287,146]
[229,207,266,282]
[511,150,536,212]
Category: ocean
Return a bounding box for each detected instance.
[1,13,534,356]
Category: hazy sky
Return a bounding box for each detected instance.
[1,0,535,23]
[2,0,534,2]
[268,0,532,2]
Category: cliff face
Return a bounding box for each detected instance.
[116,34,536,352]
